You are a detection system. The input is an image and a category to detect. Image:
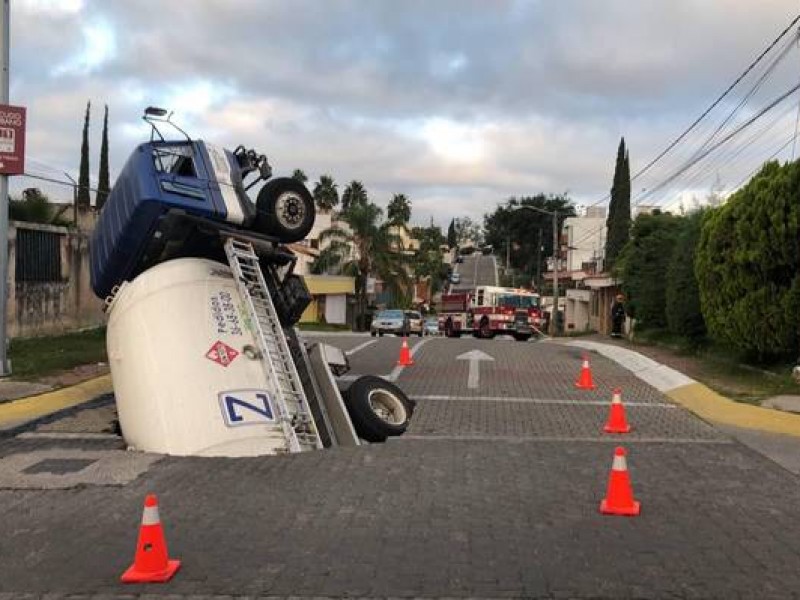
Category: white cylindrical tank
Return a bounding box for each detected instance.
[107,258,289,457]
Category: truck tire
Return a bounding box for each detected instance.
[513,333,532,342]
[478,318,495,339]
[254,177,316,243]
[445,319,461,338]
[343,376,414,442]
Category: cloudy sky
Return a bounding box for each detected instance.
[10,0,800,226]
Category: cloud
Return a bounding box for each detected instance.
[9,0,800,226]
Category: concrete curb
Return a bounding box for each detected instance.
[565,340,800,438]
[0,374,114,435]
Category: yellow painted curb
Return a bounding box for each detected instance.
[0,374,113,429]
[667,382,800,437]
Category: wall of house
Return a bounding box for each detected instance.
[564,214,607,272]
[588,287,620,335]
[7,220,106,338]
[565,288,591,332]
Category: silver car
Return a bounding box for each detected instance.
[370,309,410,337]
[424,317,440,336]
[405,311,424,337]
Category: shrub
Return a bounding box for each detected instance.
[665,210,706,340]
[694,160,800,360]
[619,212,683,329]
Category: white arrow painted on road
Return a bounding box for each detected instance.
[456,349,495,389]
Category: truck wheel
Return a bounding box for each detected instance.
[513,333,532,342]
[254,177,316,243]
[343,376,414,442]
[445,320,460,338]
[479,318,495,339]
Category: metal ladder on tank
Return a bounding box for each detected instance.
[223,237,322,453]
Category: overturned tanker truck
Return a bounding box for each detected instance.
[89,107,413,457]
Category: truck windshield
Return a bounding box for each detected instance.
[497,295,539,309]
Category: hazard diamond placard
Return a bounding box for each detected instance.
[205,340,239,367]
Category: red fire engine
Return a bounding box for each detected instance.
[438,286,543,341]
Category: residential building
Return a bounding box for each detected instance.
[562,206,623,335]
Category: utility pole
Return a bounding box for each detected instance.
[536,228,543,287]
[552,209,559,336]
[0,0,10,375]
[512,205,561,336]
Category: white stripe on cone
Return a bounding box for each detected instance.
[142,505,161,526]
[611,453,628,471]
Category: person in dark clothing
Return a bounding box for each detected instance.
[611,294,626,338]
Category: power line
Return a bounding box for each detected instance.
[567,80,800,252]
[629,14,800,184]
[20,171,102,195]
[572,13,800,213]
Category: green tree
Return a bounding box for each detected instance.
[454,216,483,246]
[97,104,110,210]
[605,137,631,271]
[483,194,575,287]
[312,174,339,211]
[291,169,308,183]
[10,188,71,226]
[446,218,457,248]
[78,101,91,208]
[341,180,368,212]
[413,225,448,297]
[695,160,800,360]
[665,210,706,340]
[618,212,683,330]
[312,202,409,328]
[387,193,412,225]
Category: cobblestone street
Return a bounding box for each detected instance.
[1,336,799,599]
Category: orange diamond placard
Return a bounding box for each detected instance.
[205,340,239,367]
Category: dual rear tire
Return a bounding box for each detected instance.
[342,376,415,443]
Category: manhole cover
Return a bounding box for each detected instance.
[22,458,97,475]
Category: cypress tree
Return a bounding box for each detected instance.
[447,218,457,248]
[97,105,110,210]
[77,101,91,208]
[605,137,631,271]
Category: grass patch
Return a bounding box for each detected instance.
[296,322,353,332]
[629,328,800,404]
[9,328,107,380]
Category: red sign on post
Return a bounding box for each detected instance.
[0,104,26,175]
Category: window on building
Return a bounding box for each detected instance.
[15,228,63,282]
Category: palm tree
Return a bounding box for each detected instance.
[292,169,308,183]
[341,180,368,212]
[313,174,339,211]
[313,202,409,328]
[387,193,411,226]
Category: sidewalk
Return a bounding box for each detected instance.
[564,337,800,475]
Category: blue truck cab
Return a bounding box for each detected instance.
[90,132,316,300]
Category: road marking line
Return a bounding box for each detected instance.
[456,349,494,389]
[385,338,433,382]
[16,432,120,440]
[409,395,676,407]
[397,435,730,443]
[345,339,378,356]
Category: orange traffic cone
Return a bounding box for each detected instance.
[604,388,631,434]
[575,355,595,390]
[397,336,414,366]
[599,447,641,516]
[121,494,181,583]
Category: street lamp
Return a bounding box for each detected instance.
[511,204,561,335]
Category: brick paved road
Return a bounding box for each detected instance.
[1,336,799,598]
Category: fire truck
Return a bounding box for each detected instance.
[438,286,543,341]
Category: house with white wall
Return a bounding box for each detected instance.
[562,206,622,334]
